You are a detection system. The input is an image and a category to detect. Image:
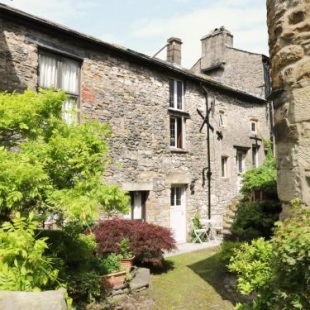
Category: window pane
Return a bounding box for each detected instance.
[61,58,80,95]
[251,121,256,132]
[62,98,78,125]
[39,54,57,88]
[252,146,259,167]
[170,117,176,147]
[169,80,174,108]
[177,81,183,109]
[221,157,227,177]
[176,187,182,205]
[177,118,183,148]
[170,188,175,206]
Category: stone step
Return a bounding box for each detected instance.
[129,268,150,291]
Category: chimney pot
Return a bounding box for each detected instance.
[167,37,182,65]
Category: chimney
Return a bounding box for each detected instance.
[167,37,182,65]
[200,27,233,71]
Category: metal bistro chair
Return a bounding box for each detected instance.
[193,227,210,243]
[200,216,223,240]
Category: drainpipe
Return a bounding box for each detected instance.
[200,85,212,219]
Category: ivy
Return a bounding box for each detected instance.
[240,141,277,197]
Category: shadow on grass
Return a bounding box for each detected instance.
[138,259,175,275]
[187,251,245,305]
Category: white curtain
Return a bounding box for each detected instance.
[39,52,79,124]
[39,54,57,88]
[62,98,77,125]
[61,59,79,95]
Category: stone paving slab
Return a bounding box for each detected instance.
[164,238,222,257]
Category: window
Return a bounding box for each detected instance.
[169,79,187,150]
[221,156,228,178]
[126,191,147,221]
[219,110,226,127]
[252,146,259,167]
[250,120,257,133]
[39,51,80,124]
[171,186,183,207]
[236,151,246,174]
[170,116,183,148]
[169,79,183,110]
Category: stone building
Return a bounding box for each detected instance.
[191,27,271,100]
[0,4,270,242]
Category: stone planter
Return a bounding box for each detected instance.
[120,256,135,272]
[101,271,126,289]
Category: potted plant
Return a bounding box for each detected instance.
[119,237,135,271]
[100,253,126,289]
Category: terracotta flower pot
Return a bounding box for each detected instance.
[101,270,126,289]
[120,256,135,271]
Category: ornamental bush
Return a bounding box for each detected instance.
[37,228,101,304]
[229,199,310,310]
[0,212,59,292]
[91,219,177,268]
[230,200,281,241]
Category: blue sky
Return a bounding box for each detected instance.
[1,0,269,68]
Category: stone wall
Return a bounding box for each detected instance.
[0,10,269,241]
[267,0,310,209]
[191,28,268,99]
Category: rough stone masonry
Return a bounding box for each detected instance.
[267,0,310,212]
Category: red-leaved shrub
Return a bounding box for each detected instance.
[91,219,176,267]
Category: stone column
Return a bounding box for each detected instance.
[267,0,310,211]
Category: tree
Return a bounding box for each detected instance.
[0,89,129,226]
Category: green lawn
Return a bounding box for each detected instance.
[146,247,236,310]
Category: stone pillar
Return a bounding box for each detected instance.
[166,37,182,65]
[267,0,310,209]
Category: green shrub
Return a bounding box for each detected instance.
[216,240,244,270]
[65,270,100,304]
[229,238,273,296]
[0,212,59,291]
[118,237,133,259]
[240,141,277,198]
[37,228,102,304]
[271,199,310,309]
[230,200,281,241]
[99,253,122,275]
[229,200,310,309]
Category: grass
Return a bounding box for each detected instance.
[144,247,236,310]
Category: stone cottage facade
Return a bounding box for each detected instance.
[0,4,270,242]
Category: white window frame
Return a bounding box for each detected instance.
[170,115,185,149]
[236,150,246,174]
[219,110,226,127]
[252,146,259,167]
[38,50,80,124]
[171,185,185,207]
[221,156,228,178]
[250,119,258,133]
[169,79,184,110]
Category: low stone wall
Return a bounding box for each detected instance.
[0,289,67,310]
